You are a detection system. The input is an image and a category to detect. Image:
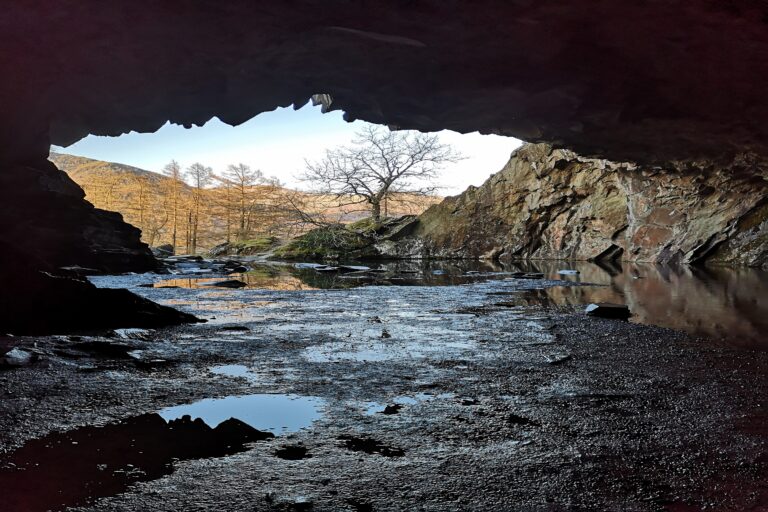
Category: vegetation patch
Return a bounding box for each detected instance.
[272,224,378,261]
[230,236,279,255]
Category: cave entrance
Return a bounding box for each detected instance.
[50,101,519,257]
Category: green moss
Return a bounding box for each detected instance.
[272,225,377,261]
[347,217,381,233]
[231,236,278,255]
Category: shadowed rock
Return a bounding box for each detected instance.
[585,303,631,320]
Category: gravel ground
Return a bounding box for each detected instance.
[0,270,766,511]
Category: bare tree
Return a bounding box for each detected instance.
[162,160,184,250]
[221,163,265,240]
[301,125,461,223]
[186,162,212,254]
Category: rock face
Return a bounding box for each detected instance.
[0,159,156,273]
[380,144,768,267]
[0,241,198,336]
[0,159,197,335]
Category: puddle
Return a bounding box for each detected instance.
[0,414,272,512]
[210,364,259,382]
[0,393,324,511]
[158,393,325,434]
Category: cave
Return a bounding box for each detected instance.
[4,1,768,332]
[3,2,768,510]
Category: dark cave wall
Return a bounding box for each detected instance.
[0,158,156,274]
[3,1,768,166]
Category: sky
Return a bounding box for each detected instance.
[51,101,521,195]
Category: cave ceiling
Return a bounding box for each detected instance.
[3,0,768,166]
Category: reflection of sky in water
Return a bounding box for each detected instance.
[210,364,259,382]
[364,393,455,414]
[158,394,325,433]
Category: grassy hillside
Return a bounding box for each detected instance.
[49,152,441,252]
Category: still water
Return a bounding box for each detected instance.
[502,260,768,350]
[89,257,768,350]
[144,259,768,350]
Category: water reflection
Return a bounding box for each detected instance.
[498,261,768,350]
[151,259,768,349]
[158,393,325,433]
[156,266,319,290]
[0,413,272,512]
[154,260,521,290]
[0,392,325,511]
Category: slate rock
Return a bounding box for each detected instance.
[585,303,631,319]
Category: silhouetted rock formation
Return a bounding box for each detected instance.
[0,159,156,273]
[0,413,272,512]
[0,241,197,335]
[3,2,768,166]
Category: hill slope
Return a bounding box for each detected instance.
[50,152,168,183]
[48,152,441,251]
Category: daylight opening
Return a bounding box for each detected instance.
[51,101,519,257]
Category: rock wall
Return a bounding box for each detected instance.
[0,159,199,335]
[5,2,768,167]
[379,144,768,267]
[0,159,156,273]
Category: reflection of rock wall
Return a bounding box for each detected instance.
[522,262,768,350]
[382,144,768,267]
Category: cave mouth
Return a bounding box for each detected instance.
[49,101,519,257]
[4,3,768,508]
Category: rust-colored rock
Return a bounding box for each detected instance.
[381,144,768,267]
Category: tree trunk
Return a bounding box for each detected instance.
[186,210,192,254]
[371,200,381,223]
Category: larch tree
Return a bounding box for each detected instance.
[221,163,265,240]
[186,162,212,254]
[162,160,184,250]
[301,125,461,223]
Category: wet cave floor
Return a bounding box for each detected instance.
[0,262,767,511]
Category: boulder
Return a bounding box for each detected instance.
[208,242,231,258]
[153,244,174,257]
[585,303,631,320]
[0,348,35,367]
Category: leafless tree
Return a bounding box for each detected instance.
[301,125,461,223]
[186,162,212,254]
[220,163,265,240]
[162,160,184,250]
